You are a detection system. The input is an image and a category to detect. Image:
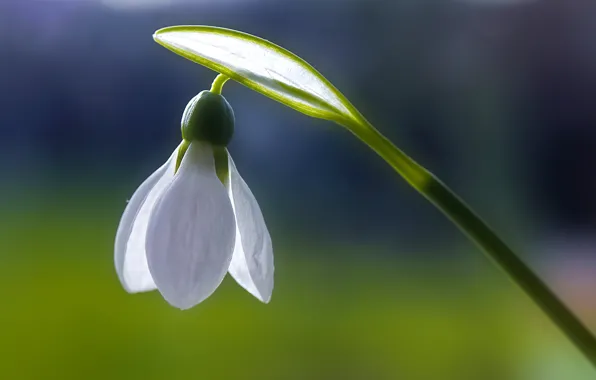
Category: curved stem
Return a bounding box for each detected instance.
[347,119,596,366]
[210,74,230,95]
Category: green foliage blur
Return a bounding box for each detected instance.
[0,192,592,380]
[2,0,596,378]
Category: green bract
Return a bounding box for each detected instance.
[153,25,429,188]
[153,26,365,128]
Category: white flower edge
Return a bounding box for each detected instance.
[114,145,179,293]
[226,153,274,303]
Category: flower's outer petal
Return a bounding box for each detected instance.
[227,153,274,303]
[146,142,236,310]
[114,146,178,293]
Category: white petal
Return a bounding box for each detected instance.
[227,153,274,303]
[114,145,179,293]
[146,142,236,309]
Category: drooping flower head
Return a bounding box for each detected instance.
[115,86,274,309]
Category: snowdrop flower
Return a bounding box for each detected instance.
[114,90,274,309]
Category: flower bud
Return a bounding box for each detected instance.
[181,91,235,146]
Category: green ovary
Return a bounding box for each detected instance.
[181,90,235,146]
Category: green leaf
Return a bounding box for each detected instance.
[153,26,596,367]
[153,25,364,127]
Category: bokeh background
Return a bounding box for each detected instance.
[1,0,596,378]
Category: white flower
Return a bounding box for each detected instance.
[114,141,274,309]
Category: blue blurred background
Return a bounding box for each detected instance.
[1,0,596,378]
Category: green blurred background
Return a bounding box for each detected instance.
[2,0,596,378]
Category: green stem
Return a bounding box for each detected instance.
[210,74,230,95]
[347,118,596,366]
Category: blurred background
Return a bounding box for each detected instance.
[1,0,596,378]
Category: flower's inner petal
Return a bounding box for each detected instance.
[227,153,274,303]
[146,142,236,310]
[119,146,178,293]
